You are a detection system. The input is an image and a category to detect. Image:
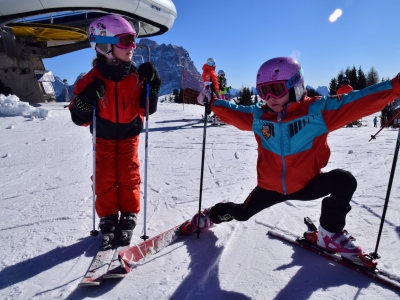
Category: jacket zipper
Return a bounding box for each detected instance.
[277,112,287,195]
[115,82,119,139]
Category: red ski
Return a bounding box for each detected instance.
[118,219,195,273]
[267,220,400,292]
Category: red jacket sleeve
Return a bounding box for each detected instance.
[210,98,253,131]
[324,75,400,131]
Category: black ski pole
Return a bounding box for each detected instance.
[196,87,211,238]
[369,109,400,142]
[370,127,400,259]
[90,98,99,236]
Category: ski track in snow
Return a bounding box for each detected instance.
[0,101,400,299]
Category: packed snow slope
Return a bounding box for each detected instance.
[0,96,399,300]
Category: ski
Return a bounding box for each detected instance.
[267,219,400,292]
[192,123,226,128]
[182,118,202,122]
[118,219,195,274]
[78,242,116,286]
[79,229,122,285]
[103,244,130,278]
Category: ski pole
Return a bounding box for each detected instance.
[141,82,150,241]
[196,88,210,239]
[370,126,400,259]
[90,100,99,236]
[369,109,400,141]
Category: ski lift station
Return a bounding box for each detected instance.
[0,0,177,103]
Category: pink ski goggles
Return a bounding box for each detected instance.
[257,81,289,99]
[115,33,136,49]
[257,68,304,100]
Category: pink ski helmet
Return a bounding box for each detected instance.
[256,57,305,102]
[89,15,136,59]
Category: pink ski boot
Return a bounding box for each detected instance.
[191,208,214,230]
[317,225,377,268]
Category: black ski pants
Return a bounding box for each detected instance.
[209,169,357,233]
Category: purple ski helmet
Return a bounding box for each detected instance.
[89,15,136,59]
[256,57,305,102]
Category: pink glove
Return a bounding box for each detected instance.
[197,88,212,105]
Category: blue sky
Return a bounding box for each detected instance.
[44,0,400,90]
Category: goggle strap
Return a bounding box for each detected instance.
[285,68,304,90]
[89,35,120,45]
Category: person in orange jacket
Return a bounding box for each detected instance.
[69,15,161,250]
[337,77,353,94]
[202,58,219,94]
[200,58,219,122]
[194,56,400,267]
[337,77,357,127]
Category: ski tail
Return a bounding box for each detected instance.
[268,229,400,292]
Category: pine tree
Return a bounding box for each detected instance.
[337,69,345,85]
[172,88,179,103]
[349,66,358,89]
[357,67,367,90]
[306,87,321,97]
[366,67,379,86]
[329,78,338,95]
[176,88,183,103]
[239,87,253,106]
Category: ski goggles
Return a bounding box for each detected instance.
[115,33,136,49]
[257,68,304,100]
[207,61,215,66]
[89,33,136,49]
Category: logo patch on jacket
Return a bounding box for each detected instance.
[258,120,275,140]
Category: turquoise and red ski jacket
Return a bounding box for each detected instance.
[211,75,400,195]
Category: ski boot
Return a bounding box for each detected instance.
[180,219,195,235]
[99,214,119,250]
[211,115,219,125]
[191,208,214,230]
[119,212,137,246]
[317,225,376,268]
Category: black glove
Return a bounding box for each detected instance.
[138,62,162,94]
[80,76,105,105]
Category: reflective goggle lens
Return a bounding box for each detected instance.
[257,82,288,100]
[208,61,215,66]
[116,34,136,49]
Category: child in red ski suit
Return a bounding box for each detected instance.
[69,15,161,249]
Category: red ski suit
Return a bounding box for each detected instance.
[70,62,157,218]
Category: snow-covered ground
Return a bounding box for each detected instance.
[0,95,399,300]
